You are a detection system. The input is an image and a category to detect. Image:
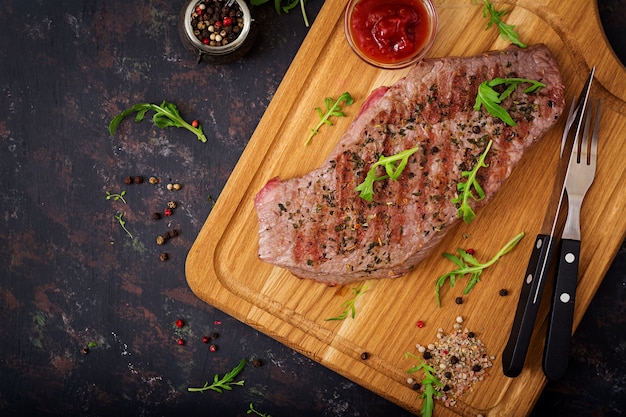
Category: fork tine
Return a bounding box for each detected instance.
[580,97,593,164]
[589,99,600,169]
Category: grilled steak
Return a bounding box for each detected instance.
[255,44,565,285]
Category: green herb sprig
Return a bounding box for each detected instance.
[109,101,207,142]
[247,403,272,417]
[325,285,369,321]
[451,140,492,224]
[478,0,526,48]
[474,78,546,126]
[354,147,419,201]
[435,232,525,306]
[188,358,246,393]
[105,190,127,204]
[250,0,310,27]
[405,353,443,417]
[305,92,354,145]
[114,212,133,239]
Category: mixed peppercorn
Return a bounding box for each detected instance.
[190,0,245,47]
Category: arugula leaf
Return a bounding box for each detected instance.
[304,92,354,145]
[325,285,369,321]
[450,140,492,224]
[479,0,526,48]
[249,0,310,27]
[474,78,546,126]
[405,353,443,417]
[109,101,207,142]
[188,358,246,393]
[354,147,419,201]
[435,232,525,306]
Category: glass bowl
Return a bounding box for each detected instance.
[344,0,438,69]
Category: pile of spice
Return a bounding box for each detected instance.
[190,0,245,47]
[407,316,494,408]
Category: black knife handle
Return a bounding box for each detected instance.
[502,234,557,377]
[542,238,580,381]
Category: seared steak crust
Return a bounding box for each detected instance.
[255,45,565,284]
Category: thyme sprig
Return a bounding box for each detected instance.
[474,78,546,126]
[325,285,369,321]
[109,100,207,142]
[105,190,127,204]
[188,358,246,393]
[114,212,133,239]
[435,232,525,306]
[247,403,272,417]
[478,0,526,48]
[355,147,419,201]
[451,140,492,224]
[405,353,443,417]
[305,92,354,145]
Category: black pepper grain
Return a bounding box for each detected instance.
[467,331,475,338]
[152,212,161,220]
[134,176,143,184]
[472,364,482,372]
[499,288,509,296]
[360,352,369,360]
[455,297,463,305]
[124,176,133,185]
[423,351,432,360]
[450,355,459,364]
[159,253,168,261]
[251,358,263,368]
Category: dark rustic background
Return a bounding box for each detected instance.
[1,1,624,416]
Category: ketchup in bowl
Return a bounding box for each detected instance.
[344,0,437,69]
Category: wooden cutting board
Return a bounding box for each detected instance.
[186,0,626,415]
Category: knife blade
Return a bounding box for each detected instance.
[501,68,595,378]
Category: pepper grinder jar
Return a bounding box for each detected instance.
[178,0,258,64]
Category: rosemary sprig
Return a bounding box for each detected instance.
[188,358,246,393]
[325,285,369,321]
[405,353,443,417]
[305,92,354,145]
[450,140,492,224]
[435,232,525,306]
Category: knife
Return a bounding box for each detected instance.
[502,68,595,378]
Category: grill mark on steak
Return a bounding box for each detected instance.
[255,45,565,285]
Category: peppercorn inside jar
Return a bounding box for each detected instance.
[178,0,258,64]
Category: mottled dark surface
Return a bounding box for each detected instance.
[0,1,624,417]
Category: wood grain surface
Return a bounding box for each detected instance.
[186,0,626,415]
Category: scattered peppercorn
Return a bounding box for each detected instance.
[211,332,219,339]
[499,288,509,296]
[423,351,432,360]
[163,208,173,217]
[167,183,174,190]
[455,297,463,305]
[177,338,185,346]
[465,248,476,255]
[156,235,167,245]
[192,119,199,128]
[152,212,161,220]
[124,176,133,185]
[149,176,160,184]
[209,344,218,352]
[167,201,177,209]
[443,384,451,392]
[444,371,452,379]
[360,352,369,360]
[467,332,475,338]
[172,183,182,191]
[175,319,184,328]
[167,229,179,238]
[159,253,169,261]
[450,355,459,364]
[472,364,482,372]
[251,358,263,368]
[201,335,211,344]
[416,320,425,328]
[81,347,89,355]
[411,382,421,391]
[134,176,143,184]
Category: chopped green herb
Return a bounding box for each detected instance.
[247,403,272,417]
[188,358,246,393]
[451,140,492,224]
[114,212,133,239]
[405,352,443,417]
[305,92,354,145]
[474,78,546,126]
[325,285,369,321]
[435,232,525,306]
[87,341,98,348]
[109,101,207,142]
[478,0,526,48]
[355,147,419,201]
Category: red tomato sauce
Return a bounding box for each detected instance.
[349,0,431,65]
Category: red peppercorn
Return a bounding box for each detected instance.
[177,339,185,346]
[175,319,184,328]
[201,336,210,344]
[223,17,233,26]
[416,320,425,328]
[164,208,173,217]
[213,320,222,325]
[202,38,209,45]
[209,344,218,352]
[192,119,199,128]
[466,248,476,255]
[214,21,222,28]
[195,6,202,14]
